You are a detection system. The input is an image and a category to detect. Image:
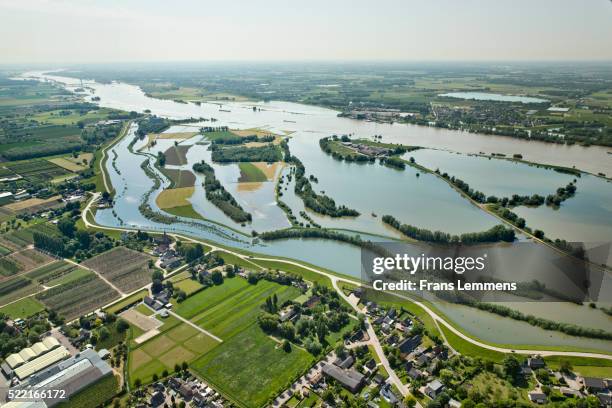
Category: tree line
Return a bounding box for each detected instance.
[382,215,515,244]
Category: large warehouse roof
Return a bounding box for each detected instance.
[14,347,70,380]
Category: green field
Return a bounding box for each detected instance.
[0,296,45,319]
[238,162,267,182]
[173,277,203,295]
[128,316,219,386]
[104,289,149,314]
[173,276,312,407]
[440,324,506,363]
[163,204,204,220]
[189,280,300,339]
[192,324,314,408]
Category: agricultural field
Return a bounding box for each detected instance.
[3,195,64,215]
[238,162,268,182]
[174,277,310,407]
[48,152,93,172]
[82,247,155,293]
[35,273,120,321]
[1,158,72,183]
[0,125,82,161]
[188,279,300,339]
[0,296,45,319]
[128,315,219,386]
[1,222,61,248]
[155,187,195,209]
[192,324,314,408]
[159,168,196,188]
[0,275,42,306]
[171,275,203,296]
[0,248,54,279]
[104,289,148,315]
[163,144,191,166]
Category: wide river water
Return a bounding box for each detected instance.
[21,71,612,352]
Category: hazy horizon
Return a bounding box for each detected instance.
[1,0,612,64]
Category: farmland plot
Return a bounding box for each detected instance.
[3,223,61,248]
[82,247,155,293]
[0,248,53,279]
[36,274,120,320]
[0,276,41,306]
[3,159,71,183]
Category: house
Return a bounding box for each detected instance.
[365,359,377,371]
[559,387,582,398]
[151,391,165,407]
[386,308,397,318]
[179,383,194,400]
[321,363,365,393]
[528,357,545,369]
[372,374,385,386]
[169,377,182,388]
[416,353,431,367]
[380,383,398,404]
[583,377,606,393]
[425,379,445,399]
[407,367,423,381]
[304,295,320,309]
[597,393,612,407]
[279,307,296,322]
[528,392,547,404]
[334,355,354,370]
[143,296,155,307]
[521,366,533,377]
[398,335,421,354]
[386,334,399,346]
[161,256,181,269]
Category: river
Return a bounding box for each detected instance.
[20,71,612,352]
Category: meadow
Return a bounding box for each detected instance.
[173,276,312,407]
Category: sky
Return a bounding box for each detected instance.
[1,0,611,64]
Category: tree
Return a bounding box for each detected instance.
[282,340,291,352]
[76,230,91,249]
[152,279,163,294]
[134,378,141,388]
[98,326,110,341]
[225,264,236,278]
[181,361,188,370]
[116,319,129,333]
[174,363,181,372]
[211,270,223,285]
[58,218,76,238]
[404,395,417,408]
[279,322,296,341]
[503,355,522,383]
[559,360,573,374]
